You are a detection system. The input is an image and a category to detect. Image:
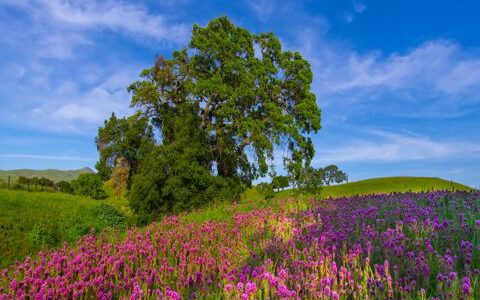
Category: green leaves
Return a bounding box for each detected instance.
[71,174,108,199]
[99,16,324,219]
[95,112,154,182]
[129,16,321,184]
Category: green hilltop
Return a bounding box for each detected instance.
[275,176,474,199]
[0,167,94,183]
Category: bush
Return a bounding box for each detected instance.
[257,182,275,200]
[272,175,289,191]
[94,204,126,229]
[71,174,108,199]
[129,145,241,224]
[55,180,74,194]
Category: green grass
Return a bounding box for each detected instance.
[187,176,473,224]
[0,189,126,267]
[275,176,473,199]
[0,176,473,267]
[0,167,93,183]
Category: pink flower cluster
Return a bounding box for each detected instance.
[1,190,479,299]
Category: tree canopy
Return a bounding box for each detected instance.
[128,16,321,186]
[272,175,289,191]
[97,16,324,219]
[96,112,155,182]
[71,174,108,199]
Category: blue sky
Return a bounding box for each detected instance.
[0,0,479,187]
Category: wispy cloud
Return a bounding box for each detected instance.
[343,1,366,23]
[245,0,276,20]
[0,0,189,60]
[288,30,480,118]
[0,0,192,134]
[314,130,480,163]
[40,0,188,43]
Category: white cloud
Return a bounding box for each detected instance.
[313,40,459,94]
[288,33,480,118]
[40,0,188,43]
[314,130,480,163]
[0,0,189,60]
[1,65,138,134]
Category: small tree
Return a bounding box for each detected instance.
[31,177,39,190]
[292,165,347,197]
[323,165,348,185]
[55,180,74,194]
[71,174,108,199]
[38,177,54,191]
[17,176,30,190]
[272,175,289,191]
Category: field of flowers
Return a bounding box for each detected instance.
[1,190,479,299]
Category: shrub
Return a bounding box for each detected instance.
[94,204,126,229]
[55,180,74,194]
[71,174,108,199]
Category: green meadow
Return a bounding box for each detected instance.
[0,176,473,268]
[0,189,127,267]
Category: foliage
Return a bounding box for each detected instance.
[95,112,155,182]
[272,175,289,191]
[71,174,108,199]
[55,180,74,194]
[28,222,58,247]
[94,203,126,229]
[2,191,479,299]
[0,168,93,183]
[290,165,348,196]
[0,189,127,267]
[129,106,242,223]
[38,177,54,191]
[16,176,54,191]
[120,16,321,219]
[322,164,348,185]
[256,182,275,199]
[291,166,326,195]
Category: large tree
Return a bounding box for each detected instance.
[128,16,321,186]
[97,16,322,218]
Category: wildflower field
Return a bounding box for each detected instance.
[1,190,479,299]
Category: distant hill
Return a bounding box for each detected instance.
[275,176,474,199]
[0,167,94,183]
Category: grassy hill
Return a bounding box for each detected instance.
[0,167,93,183]
[275,176,473,199]
[0,189,126,267]
[0,175,473,267]
[187,176,474,224]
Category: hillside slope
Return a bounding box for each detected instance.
[275,176,473,199]
[0,167,93,183]
[0,189,125,267]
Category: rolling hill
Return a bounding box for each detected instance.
[275,176,474,199]
[0,167,94,183]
